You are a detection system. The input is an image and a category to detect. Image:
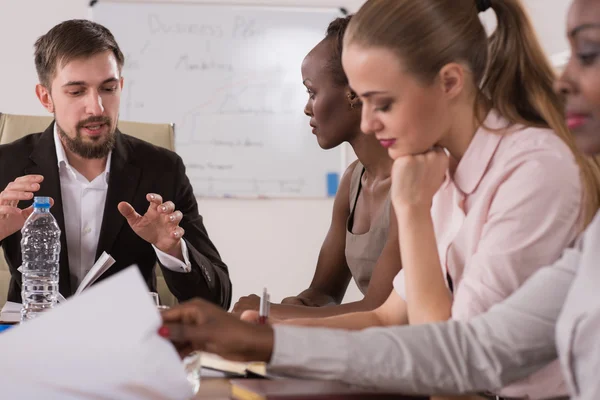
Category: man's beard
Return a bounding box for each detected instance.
[56,116,116,159]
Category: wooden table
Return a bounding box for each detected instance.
[193,378,429,400]
[193,378,231,399]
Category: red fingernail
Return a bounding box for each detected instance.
[158,326,170,338]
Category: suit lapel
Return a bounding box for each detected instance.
[95,131,141,260]
[27,123,72,296]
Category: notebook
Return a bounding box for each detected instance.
[201,352,268,378]
[230,379,427,400]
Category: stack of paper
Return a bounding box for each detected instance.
[0,301,20,323]
[0,267,192,400]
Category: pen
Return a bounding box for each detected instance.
[259,287,269,325]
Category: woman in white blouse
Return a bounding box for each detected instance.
[161,0,600,398]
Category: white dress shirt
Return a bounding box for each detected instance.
[268,212,600,399]
[53,126,191,291]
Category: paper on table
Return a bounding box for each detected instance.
[0,301,20,314]
[0,301,20,323]
[200,368,228,378]
[0,266,193,400]
[200,352,267,377]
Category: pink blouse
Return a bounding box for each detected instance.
[393,110,582,398]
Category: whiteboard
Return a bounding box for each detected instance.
[92,1,344,198]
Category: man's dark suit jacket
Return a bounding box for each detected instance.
[0,123,232,309]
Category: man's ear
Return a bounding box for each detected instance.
[35,84,54,113]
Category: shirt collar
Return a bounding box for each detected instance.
[53,122,112,184]
[452,109,509,195]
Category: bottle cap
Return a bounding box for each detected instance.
[33,196,51,209]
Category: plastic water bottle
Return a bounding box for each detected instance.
[20,196,61,321]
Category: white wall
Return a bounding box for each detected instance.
[527,0,571,57]
[0,0,573,307]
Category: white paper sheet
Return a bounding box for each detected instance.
[75,251,116,295]
[0,267,193,400]
[200,368,228,378]
[0,301,20,323]
[0,302,20,313]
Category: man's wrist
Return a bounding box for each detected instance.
[158,240,184,261]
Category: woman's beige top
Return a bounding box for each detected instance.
[345,162,391,295]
